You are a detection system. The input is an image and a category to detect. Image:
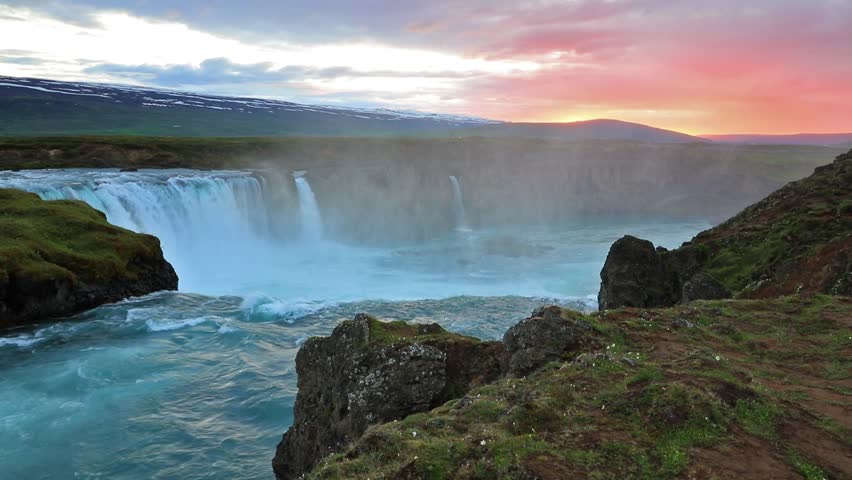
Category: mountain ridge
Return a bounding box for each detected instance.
[1,76,701,142]
[703,133,852,146]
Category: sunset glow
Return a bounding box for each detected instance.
[1,1,850,134]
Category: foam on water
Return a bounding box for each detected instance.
[145,316,213,332]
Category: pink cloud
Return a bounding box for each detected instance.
[417,0,852,133]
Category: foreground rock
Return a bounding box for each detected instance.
[273,314,505,479]
[0,189,178,328]
[503,305,600,375]
[598,236,682,309]
[274,308,603,479]
[600,149,851,308]
[307,297,852,479]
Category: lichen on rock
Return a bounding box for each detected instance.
[503,305,599,375]
[272,313,504,480]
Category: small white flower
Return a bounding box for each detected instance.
[411,431,417,437]
[480,440,486,446]
[715,355,721,361]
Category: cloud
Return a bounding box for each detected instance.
[0,56,44,65]
[0,0,851,133]
[87,59,305,86]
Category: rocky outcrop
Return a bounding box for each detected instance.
[273,306,603,479]
[681,272,731,303]
[503,305,600,375]
[272,314,504,480]
[599,149,852,309]
[598,236,682,309]
[0,189,178,328]
[307,297,852,480]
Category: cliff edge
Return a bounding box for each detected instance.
[0,189,178,328]
[600,149,851,309]
[272,309,600,479]
[300,297,851,479]
[272,149,851,479]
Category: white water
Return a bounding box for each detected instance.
[449,175,468,231]
[293,173,323,241]
[0,168,710,480]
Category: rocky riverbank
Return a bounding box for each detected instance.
[296,296,851,479]
[0,189,178,329]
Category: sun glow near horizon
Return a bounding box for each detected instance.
[0,1,850,134]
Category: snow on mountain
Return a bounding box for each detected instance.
[0,76,498,126]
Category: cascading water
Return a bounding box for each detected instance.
[449,175,469,231]
[1,169,272,293]
[293,172,323,241]
[0,167,710,480]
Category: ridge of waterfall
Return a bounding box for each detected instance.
[449,175,469,231]
[294,174,323,241]
[0,169,271,291]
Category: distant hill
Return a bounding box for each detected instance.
[703,133,852,146]
[0,76,703,142]
[462,119,705,143]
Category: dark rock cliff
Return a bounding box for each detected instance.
[599,149,851,309]
[272,314,505,479]
[0,189,178,328]
[272,309,599,479]
[503,305,600,375]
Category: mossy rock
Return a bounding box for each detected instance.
[0,188,178,328]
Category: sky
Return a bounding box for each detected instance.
[1,0,850,135]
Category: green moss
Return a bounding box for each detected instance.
[788,452,831,480]
[365,316,479,347]
[822,360,851,380]
[734,399,780,440]
[0,188,163,286]
[461,399,505,424]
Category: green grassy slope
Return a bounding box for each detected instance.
[693,149,852,297]
[309,296,852,480]
[0,189,159,284]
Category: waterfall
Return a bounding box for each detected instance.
[449,175,468,231]
[0,169,272,291]
[293,172,323,241]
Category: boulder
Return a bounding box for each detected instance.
[681,273,731,303]
[503,305,599,375]
[598,235,681,309]
[272,314,504,480]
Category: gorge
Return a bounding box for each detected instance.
[0,147,848,479]
[0,161,706,479]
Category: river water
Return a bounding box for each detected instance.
[0,168,708,479]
